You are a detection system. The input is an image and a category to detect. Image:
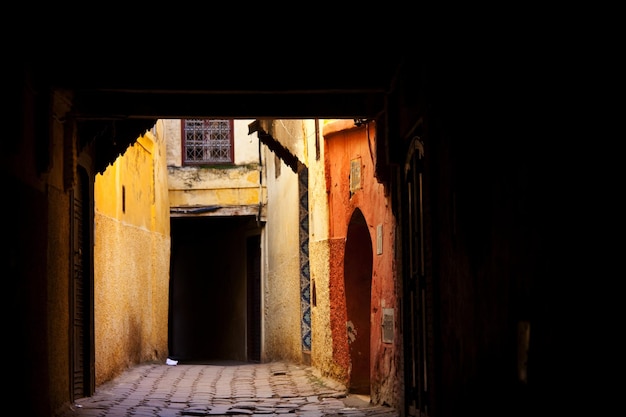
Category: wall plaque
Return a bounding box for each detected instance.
[382,308,394,343]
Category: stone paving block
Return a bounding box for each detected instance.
[231,401,258,409]
[167,401,189,409]
[182,406,210,415]
[251,407,276,414]
[228,407,254,414]
[158,409,182,417]
[129,407,158,416]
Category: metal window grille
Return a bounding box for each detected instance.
[183,119,233,164]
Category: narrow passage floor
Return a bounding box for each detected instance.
[57,361,399,417]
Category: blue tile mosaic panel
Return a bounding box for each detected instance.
[299,166,311,351]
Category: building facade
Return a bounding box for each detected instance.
[252,119,402,408]
[323,120,400,405]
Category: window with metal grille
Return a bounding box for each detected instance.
[182,119,234,165]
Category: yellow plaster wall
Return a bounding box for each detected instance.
[261,119,336,369]
[169,187,261,207]
[168,166,262,206]
[305,119,335,375]
[93,129,170,386]
[261,120,305,363]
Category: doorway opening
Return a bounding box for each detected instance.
[344,208,372,394]
[168,215,262,363]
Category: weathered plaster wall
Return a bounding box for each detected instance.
[306,119,339,378]
[94,130,170,386]
[163,119,182,166]
[323,120,400,407]
[262,120,306,363]
[233,119,261,164]
[168,168,262,206]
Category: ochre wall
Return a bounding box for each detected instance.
[262,120,307,363]
[307,119,339,379]
[168,168,262,207]
[93,130,171,386]
[323,120,400,407]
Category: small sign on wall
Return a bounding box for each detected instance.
[382,308,394,343]
[350,157,361,196]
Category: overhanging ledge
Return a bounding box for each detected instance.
[170,205,266,220]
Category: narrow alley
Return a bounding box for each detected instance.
[57,361,399,417]
[10,34,572,417]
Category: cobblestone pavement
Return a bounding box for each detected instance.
[56,361,399,417]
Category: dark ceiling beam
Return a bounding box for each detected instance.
[39,61,402,94]
[71,91,387,120]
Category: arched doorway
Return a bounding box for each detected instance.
[344,208,372,394]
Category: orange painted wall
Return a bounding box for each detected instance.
[324,120,400,406]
